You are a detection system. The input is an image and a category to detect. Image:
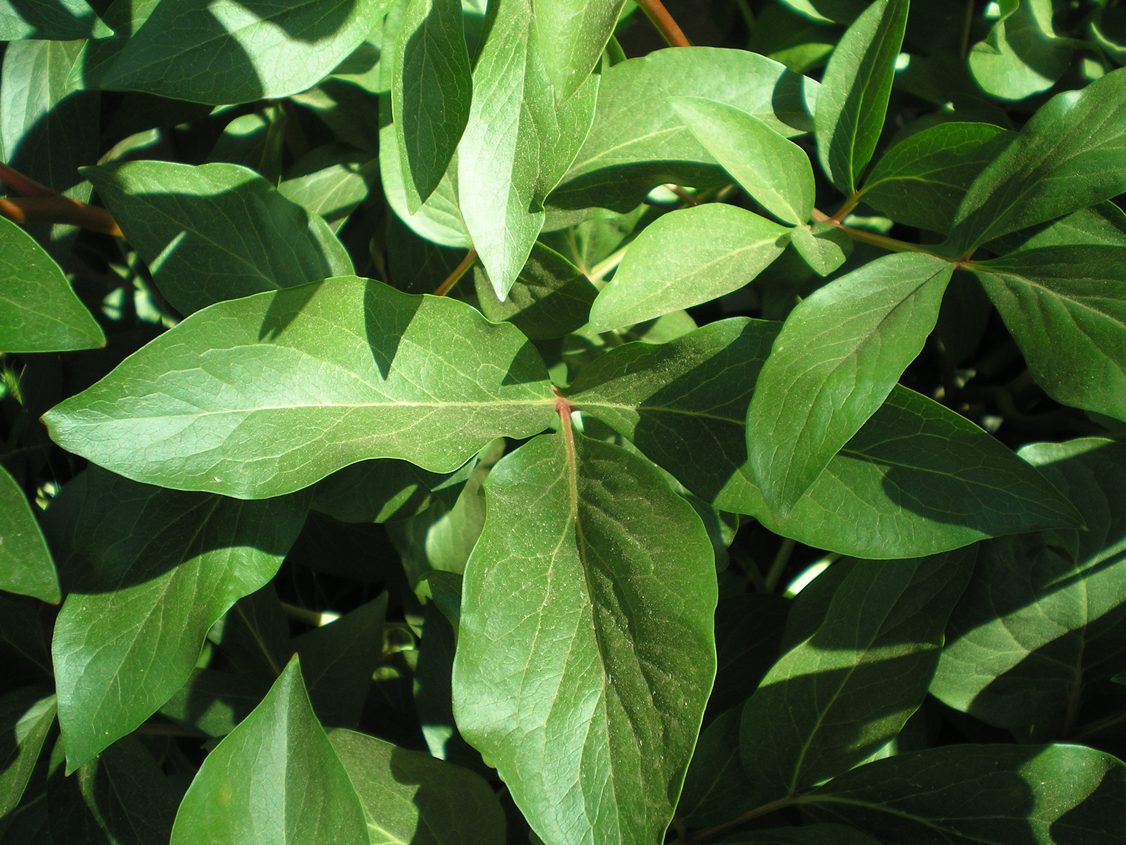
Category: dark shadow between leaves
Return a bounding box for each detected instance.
[4,0,100,39]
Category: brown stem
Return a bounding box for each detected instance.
[434,248,477,296]
[636,0,692,48]
[553,386,579,518]
[0,196,123,238]
[0,163,55,197]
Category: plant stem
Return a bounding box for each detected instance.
[0,163,54,197]
[0,195,123,238]
[434,248,477,296]
[675,794,805,843]
[636,0,692,48]
[810,208,944,257]
[587,245,628,283]
[959,0,975,59]
[764,537,795,592]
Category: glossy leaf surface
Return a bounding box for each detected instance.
[968,0,1074,101]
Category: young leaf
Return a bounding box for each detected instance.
[0,465,60,603]
[85,160,354,314]
[170,659,368,844]
[392,0,473,211]
[672,97,815,226]
[968,0,1074,101]
[0,690,55,820]
[534,0,625,99]
[43,278,556,498]
[814,0,909,194]
[588,204,788,331]
[47,468,308,769]
[452,433,716,845]
[746,252,954,516]
[968,245,1126,421]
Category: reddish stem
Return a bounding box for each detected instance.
[636,0,692,48]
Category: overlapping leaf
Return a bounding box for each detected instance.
[968,0,1075,101]
[0,690,55,820]
[0,0,105,39]
[0,465,59,603]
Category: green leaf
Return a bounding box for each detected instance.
[84,160,354,314]
[673,97,815,226]
[0,465,59,603]
[312,459,461,524]
[158,669,265,738]
[0,690,55,820]
[0,0,103,39]
[534,0,624,99]
[43,278,556,498]
[456,0,598,299]
[278,144,379,231]
[553,47,818,211]
[778,0,866,24]
[802,744,1126,843]
[329,728,507,845]
[47,468,307,769]
[452,433,716,845]
[789,223,852,276]
[814,0,909,193]
[968,245,1126,421]
[932,438,1126,732]
[746,252,954,516]
[170,659,369,844]
[208,107,288,184]
[740,550,975,806]
[968,0,1075,102]
[100,0,387,105]
[947,67,1126,254]
[588,204,788,331]
[392,0,472,211]
[859,122,1010,235]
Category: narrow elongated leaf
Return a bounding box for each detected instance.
[43,278,556,498]
[568,319,1080,558]
[534,0,624,99]
[0,690,55,820]
[948,67,1126,254]
[457,0,599,298]
[452,433,716,845]
[101,0,386,104]
[170,659,368,844]
[329,728,507,845]
[553,48,818,210]
[747,252,954,516]
[932,438,1126,732]
[588,204,788,331]
[0,466,59,604]
[393,0,472,210]
[740,550,975,806]
[802,744,1126,844]
[969,245,1126,421]
[968,0,1074,101]
[85,161,354,314]
[47,468,307,769]
[814,0,909,193]
[673,98,815,226]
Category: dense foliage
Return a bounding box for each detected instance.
[1,0,1125,842]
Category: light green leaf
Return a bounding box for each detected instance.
[746,252,953,516]
[43,278,556,498]
[100,0,386,104]
[932,438,1125,732]
[553,47,818,210]
[947,67,1126,254]
[673,97,815,226]
[968,0,1075,101]
[0,0,103,39]
[802,744,1126,843]
[969,245,1126,421]
[0,690,55,820]
[170,659,368,844]
[278,143,379,230]
[588,204,787,331]
[47,468,307,769]
[814,0,909,193]
[393,0,472,211]
[534,0,624,99]
[85,160,354,314]
[859,122,1009,234]
[0,466,59,604]
[740,550,975,806]
[330,728,507,845]
[452,433,716,845]
[789,223,852,276]
[778,0,865,24]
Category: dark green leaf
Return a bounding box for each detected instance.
[158,669,266,738]
[312,459,463,524]
[717,825,881,844]
[0,0,104,39]
[278,144,379,230]
[0,689,55,820]
[968,0,1075,101]
[0,465,59,603]
[778,0,865,24]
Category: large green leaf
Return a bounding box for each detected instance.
[814,0,909,194]
[587,204,788,331]
[452,433,716,845]
[99,0,386,104]
[947,67,1126,254]
[0,466,59,604]
[43,278,556,498]
[968,0,1075,102]
[534,0,624,99]
[968,245,1126,421]
[801,744,1126,843]
[0,690,55,821]
[739,550,975,806]
[932,438,1126,732]
[552,47,818,210]
[85,160,354,314]
[456,0,598,299]
[746,252,953,516]
[673,97,815,226]
[170,659,368,844]
[47,468,307,769]
[329,728,507,845]
[392,0,472,211]
[568,319,1081,558]
[0,0,104,39]
[278,144,379,230]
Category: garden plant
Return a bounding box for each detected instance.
[1,0,1125,842]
